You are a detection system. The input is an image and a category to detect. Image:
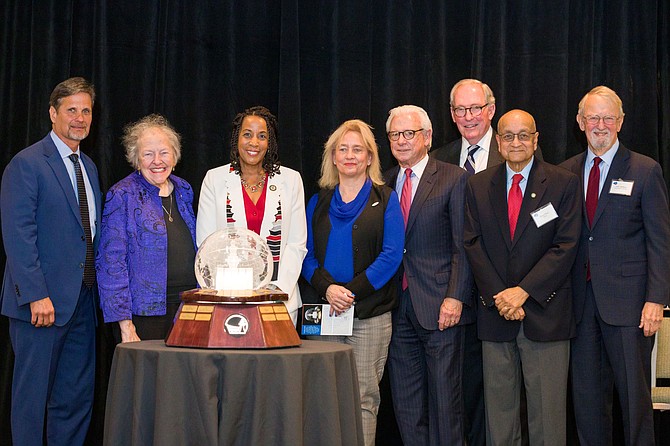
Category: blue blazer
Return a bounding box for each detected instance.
[464,160,581,342]
[561,144,670,326]
[1,134,102,326]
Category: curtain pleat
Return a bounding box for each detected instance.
[1,1,667,444]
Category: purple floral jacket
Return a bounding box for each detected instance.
[96,171,196,322]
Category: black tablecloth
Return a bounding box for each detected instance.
[104,340,363,445]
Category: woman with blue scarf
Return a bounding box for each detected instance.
[301,119,404,446]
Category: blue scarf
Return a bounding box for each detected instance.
[329,178,372,222]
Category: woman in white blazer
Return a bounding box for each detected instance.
[196,106,307,323]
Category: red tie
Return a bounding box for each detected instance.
[508,173,523,240]
[586,157,601,227]
[585,157,601,281]
[401,168,412,289]
[400,168,412,226]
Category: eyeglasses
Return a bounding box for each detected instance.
[452,104,489,118]
[500,132,537,143]
[387,129,424,141]
[583,115,619,125]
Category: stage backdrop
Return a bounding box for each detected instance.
[1,1,669,444]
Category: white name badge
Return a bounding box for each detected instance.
[531,202,559,228]
[610,179,634,196]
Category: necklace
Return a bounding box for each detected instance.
[240,173,266,193]
[161,194,173,222]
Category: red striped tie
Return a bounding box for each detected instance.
[400,168,412,289]
[586,157,601,227]
[585,157,601,280]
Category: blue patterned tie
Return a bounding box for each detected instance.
[464,145,479,174]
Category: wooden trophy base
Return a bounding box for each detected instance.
[165,288,301,349]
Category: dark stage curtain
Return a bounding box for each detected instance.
[1,1,669,444]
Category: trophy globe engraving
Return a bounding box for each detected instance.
[195,227,273,291]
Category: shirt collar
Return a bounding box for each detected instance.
[50,130,80,159]
[506,157,535,184]
[461,125,493,154]
[586,139,619,166]
[403,153,429,180]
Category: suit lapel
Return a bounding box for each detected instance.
[406,158,437,234]
[446,140,461,165]
[565,153,588,226]
[487,136,504,167]
[43,139,81,228]
[513,161,548,245]
[489,165,513,249]
[261,173,282,238]
[80,154,101,214]
[592,145,631,229]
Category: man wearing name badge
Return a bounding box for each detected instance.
[1,77,101,445]
[431,78,546,446]
[463,109,581,446]
[384,105,473,445]
[561,86,670,446]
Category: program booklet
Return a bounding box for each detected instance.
[301,304,354,336]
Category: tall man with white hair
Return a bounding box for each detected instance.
[384,105,473,445]
[432,78,543,171]
[431,78,545,446]
[561,86,670,446]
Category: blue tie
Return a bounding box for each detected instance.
[464,145,480,174]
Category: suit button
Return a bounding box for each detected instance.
[403,248,407,254]
[354,247,359,252]
[353,224,358,230]
[79,262,84,269]
[589,236,594,241]
[81,235,86,241]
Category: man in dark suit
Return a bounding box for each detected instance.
[432,79,503,171]
[463,109,581,445]
[430,78,500,446]
[431,78,543,170]
[561,86,670,446]
[431,79,545,446]
[384,105,473,445]
[1,77,101,445]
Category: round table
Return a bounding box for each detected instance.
[104,340,363,445]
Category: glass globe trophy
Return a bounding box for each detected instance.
[166,228,301,348]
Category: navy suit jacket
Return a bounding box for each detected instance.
[1,134,102,326]
[561,145,670,326]
[385,157,473,330]
[431,134,543,168]
[463,159,581,342]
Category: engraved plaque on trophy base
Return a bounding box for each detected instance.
[165,288,301,349]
